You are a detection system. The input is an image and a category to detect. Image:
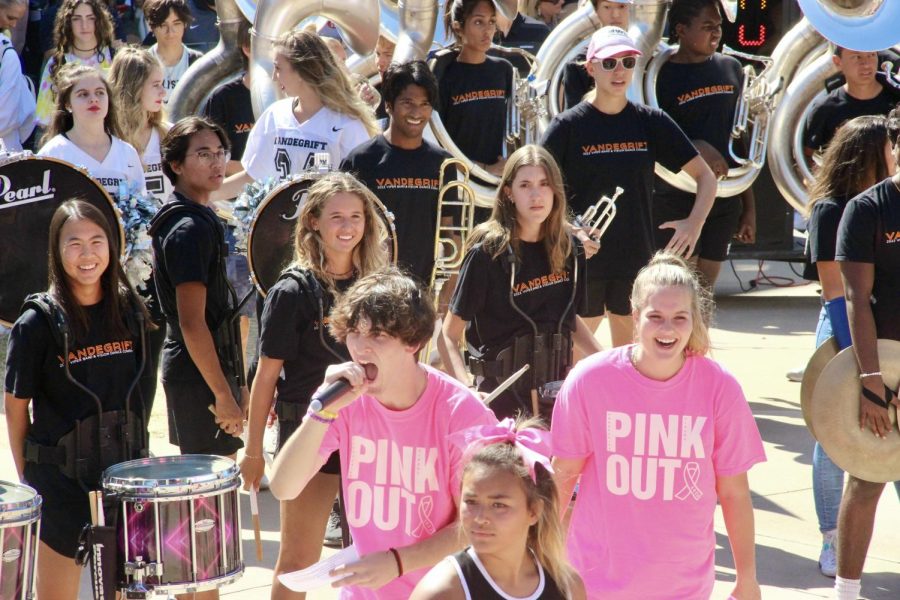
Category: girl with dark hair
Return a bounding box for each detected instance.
[435,0,513,176]
[240,171,389,599]
[38,63,146,199]
[214,29,377,200]
[439,144,601,420]
[802,115,900,577]
[5,199,150,599]
[36,0,117,127]
[411,417,586,599]
[551,252,765,599]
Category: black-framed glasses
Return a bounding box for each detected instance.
[591,56,638,71]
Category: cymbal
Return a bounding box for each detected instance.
[811,340,900,483]
[801,336,840,440]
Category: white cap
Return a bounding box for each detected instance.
[585,26,641,62]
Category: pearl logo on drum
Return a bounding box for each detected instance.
[195,518,216,533]
[2,548,21,563]
[0,169,55,209]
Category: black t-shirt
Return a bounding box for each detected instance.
[804,87,897,153]
[341,135,456,284]
[437,55,513,164]
[5,302,140,446]
[151,193,234,381]
[258,271,352,404]
[492,14,550,73]
[804,195,850,281]
[836,179,900,341]
[451,240,586,356]
[541,101,698,279]
[204,75,255,162]
[562,54,592,110]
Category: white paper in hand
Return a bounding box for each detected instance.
[277,544,360,592]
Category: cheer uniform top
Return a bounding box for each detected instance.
[141,127,174,203]
[437,55,513,165]
[242,98,370,180]
[541,101,697,282]
[5,300,143,557]
[450,547,566,600]
[341,135,456,284]
[38,134,146,199]
[149,43,203,104]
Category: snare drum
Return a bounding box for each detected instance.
[103,455,243,595]
[0,481,41,600]
[0,154,124,326]
[247,173,397,295]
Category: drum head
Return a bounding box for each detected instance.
[247,175,397,296]
[800,336,840,440]
[0,481,41,524]
[0,156,124,326]
[811,340,900,483]
[103,455,239,497]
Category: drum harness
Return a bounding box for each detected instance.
[467,239,580,416]
[148,198,253,391]
[21,292,149,491]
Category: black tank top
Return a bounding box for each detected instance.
[450,547,567,599]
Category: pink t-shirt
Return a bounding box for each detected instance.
[551,346,765,599]
[318,365,497,599]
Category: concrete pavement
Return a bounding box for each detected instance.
[1,259,898,599]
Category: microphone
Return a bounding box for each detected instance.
[309,363,378,413]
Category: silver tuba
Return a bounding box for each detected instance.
[767,1,900,212]
[248,0,381,118]
[167,0,247,121]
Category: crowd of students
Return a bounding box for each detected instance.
[3,0,899,598]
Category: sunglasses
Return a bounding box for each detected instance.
[591,55,638,71]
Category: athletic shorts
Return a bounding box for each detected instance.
[162,377,244,456]
[584,277,633,317]
[654,192,743,262]
[278,411,341,475]
[23,463,92,558]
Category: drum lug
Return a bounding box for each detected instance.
[124,556,161,599]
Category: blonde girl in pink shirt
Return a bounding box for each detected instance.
[551,253,765,599]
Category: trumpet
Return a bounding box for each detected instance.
[575,187,622,240]
[430,158,477,299]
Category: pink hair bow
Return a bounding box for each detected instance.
[449,418,553,483]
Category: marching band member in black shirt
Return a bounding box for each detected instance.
[435,0,514,177]
[342,60,456,286]
[239,172,389,598]
[652,0,756,287]
[440,145,602,420]
[151,117,247,466]
[492,6,550,73]
[832,107,900,600]
[542,26,715,348]
[5,200,151,599]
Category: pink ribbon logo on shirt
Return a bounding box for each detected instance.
[410,495,435,538]
[675,461,703,501]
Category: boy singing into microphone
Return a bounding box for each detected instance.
[270,268,497,599]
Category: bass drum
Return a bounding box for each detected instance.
[247,173,398,295]
[0,154,124,326]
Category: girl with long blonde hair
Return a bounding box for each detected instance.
[109,45,172,201]
[215,30,377,200]
[240,171,388,600]
[411,417,585,599]
[439,145,601,421]
[551,252,765,599]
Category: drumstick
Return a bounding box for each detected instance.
[250,487,263,561]
[96,491,105,527]
[88,491,99,526]
[208,404,222,438]
[481,364,530,406]
[530,389,540,419]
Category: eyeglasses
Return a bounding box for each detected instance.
[187,150,230,165]
[591,55,638,71]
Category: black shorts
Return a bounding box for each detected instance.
[583,277,633,317]
[278,410,341,475]
[162,377,244,456]
[654,191,743,262]
[23,463,91,558]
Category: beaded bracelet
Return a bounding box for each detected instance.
[859,371,883,380]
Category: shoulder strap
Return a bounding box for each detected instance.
[277,267,347,362]
[149,199,224,245]
[21,293,68,350]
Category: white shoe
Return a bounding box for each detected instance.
[786,366,805,382]
[819,530,837,577]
